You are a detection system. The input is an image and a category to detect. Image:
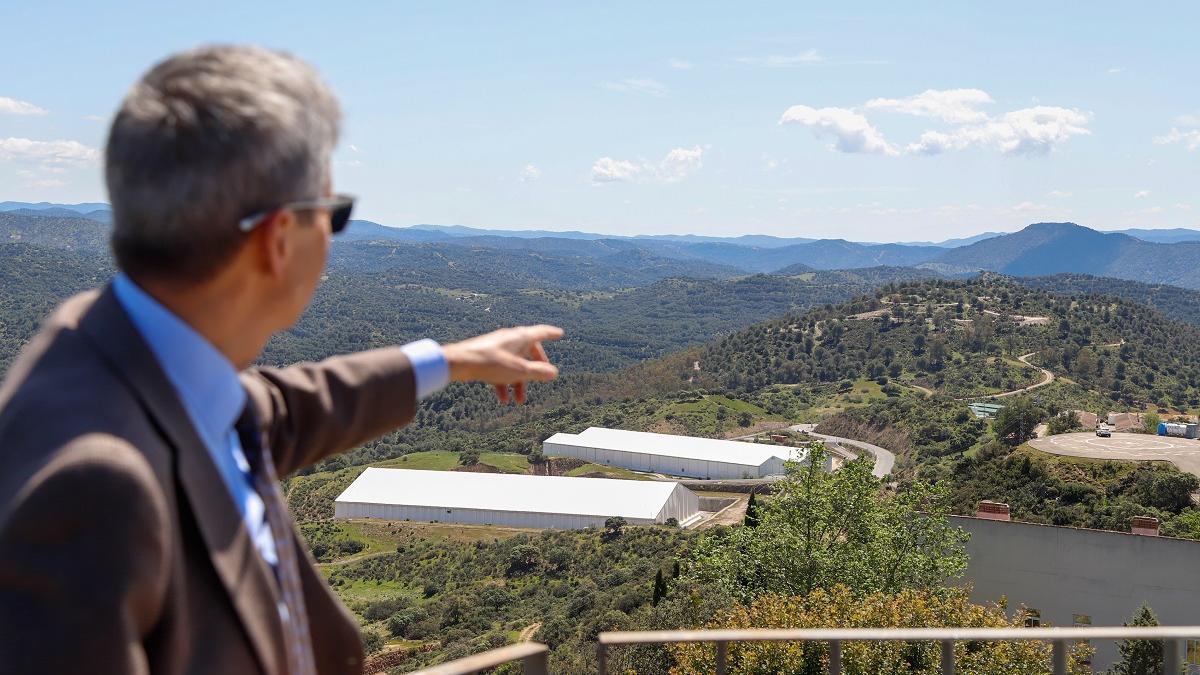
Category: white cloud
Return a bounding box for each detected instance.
[1134,190,1150,199]
[668,58,693,70]
[1175,112,1200,126]
[1011,201,1050,212]
[602,78,667,97]
[1154,128,1200,150]
[657,146,704,182]
[736,49,823,67]
[782,89,1089,158]
[1048,189,1072,198]
[906,106,1090,156]
[1176,203,1192,211]
[591,157,644,183]
[779,105,898,156]
[591,146,705,184]
[519,164,541,182]
[0,97,48,116]
[81,114,104,122]
[1107,67,1126,74]
[865,88,993,124]
[0,137,99,166]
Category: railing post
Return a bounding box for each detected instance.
[524,647,548,675]
[941,640,954,675]
[828,640,842,675]
[1164,639,1182,675]
[716,641,728,675]
[1051,640,1067,675]
[596,642,607,675]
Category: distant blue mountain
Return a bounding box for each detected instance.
[1111,227,1200,244]
[0,201,110,214]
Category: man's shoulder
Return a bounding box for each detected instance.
[0,288,166,495]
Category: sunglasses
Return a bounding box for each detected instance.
[238,193,356,234]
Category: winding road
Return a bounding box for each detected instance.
[789,425,896,478]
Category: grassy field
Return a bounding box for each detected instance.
[655,393,783,436]
[374,450,530,474]
[564,463,655,480]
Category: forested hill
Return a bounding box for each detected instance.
[1014,273,1200,327]
[925,222,1200,288]
[0,240,936,375]
[684,275,1200,409]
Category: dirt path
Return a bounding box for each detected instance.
[992,352,1055,398]
[518,622,542,643]
[962,352,1054,401]
[904,381,934,396]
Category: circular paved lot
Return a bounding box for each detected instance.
[1029,432,1200,477]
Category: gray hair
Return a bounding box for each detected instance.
[106,45,341,282]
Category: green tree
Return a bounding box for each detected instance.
[361,628,385,655]
[652,569,667,606]
[737,410,753,427]
[690,444,968,603]
[535,616,575,649]
[1143,413,1161,435]
[1047,410,1081,436]
[603,516,627,540]
[1108,604,1166,675]
[743,492,761,528]
[994,397,1044,446]
[505,544,542,577]
[672,586,1091,674]
[459,448,480,466]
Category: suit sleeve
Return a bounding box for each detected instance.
[241,346,418,477]
[0,435,169,675]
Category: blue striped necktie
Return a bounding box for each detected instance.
[236,406,318,675]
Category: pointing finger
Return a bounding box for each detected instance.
[522,325,564,343]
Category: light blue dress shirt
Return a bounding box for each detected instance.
[112,274,449,566]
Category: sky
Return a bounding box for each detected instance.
[1,2,1197,241]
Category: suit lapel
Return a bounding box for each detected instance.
[77,285,287,675]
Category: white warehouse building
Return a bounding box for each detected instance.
[334,467,702,529]
[542,427,805,480]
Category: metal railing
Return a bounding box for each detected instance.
[597,626,1200,675]
[404,641,549,675]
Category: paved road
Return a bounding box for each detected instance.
[1029,432,1200,478]
[790,425,896,478]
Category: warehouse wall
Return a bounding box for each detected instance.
[542,441,775,479]
[657,484,701,525]
[335,497,699,530]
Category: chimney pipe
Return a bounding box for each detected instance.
[1131,516,1160,536]
[976,501,1011,521]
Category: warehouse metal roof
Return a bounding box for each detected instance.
[335,467,687,519]
[544,427,804,467]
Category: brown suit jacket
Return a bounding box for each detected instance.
[0,286,418,675]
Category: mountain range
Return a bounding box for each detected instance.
[6,202,1200,289]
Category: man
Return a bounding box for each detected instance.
[0,46,562,674]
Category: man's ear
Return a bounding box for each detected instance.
[254,209,295,279]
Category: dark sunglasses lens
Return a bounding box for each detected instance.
[331,201,353,233]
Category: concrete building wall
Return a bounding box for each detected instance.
[542,440,777,479]
[951,515,1200,670]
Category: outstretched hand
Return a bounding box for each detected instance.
[442,325,564,404]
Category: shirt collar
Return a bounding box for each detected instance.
[111,273,246,447]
